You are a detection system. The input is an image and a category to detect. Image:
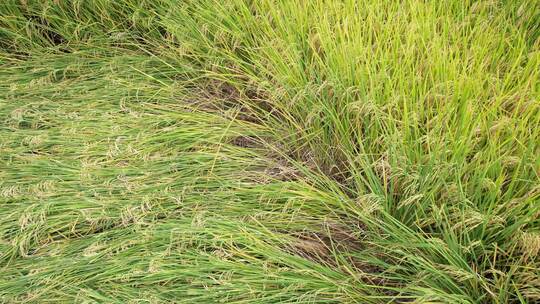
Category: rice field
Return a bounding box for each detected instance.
[1,1,539,303]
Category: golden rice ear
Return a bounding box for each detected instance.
[309,32,323,58]
[519,231,540,261]
[356,193,383,216]
[437,264,476,283]
[440,183,462,204]
[397,194,424,209]
[513,263,540,302]
[449,207,505,232]
[502,155,521,169]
